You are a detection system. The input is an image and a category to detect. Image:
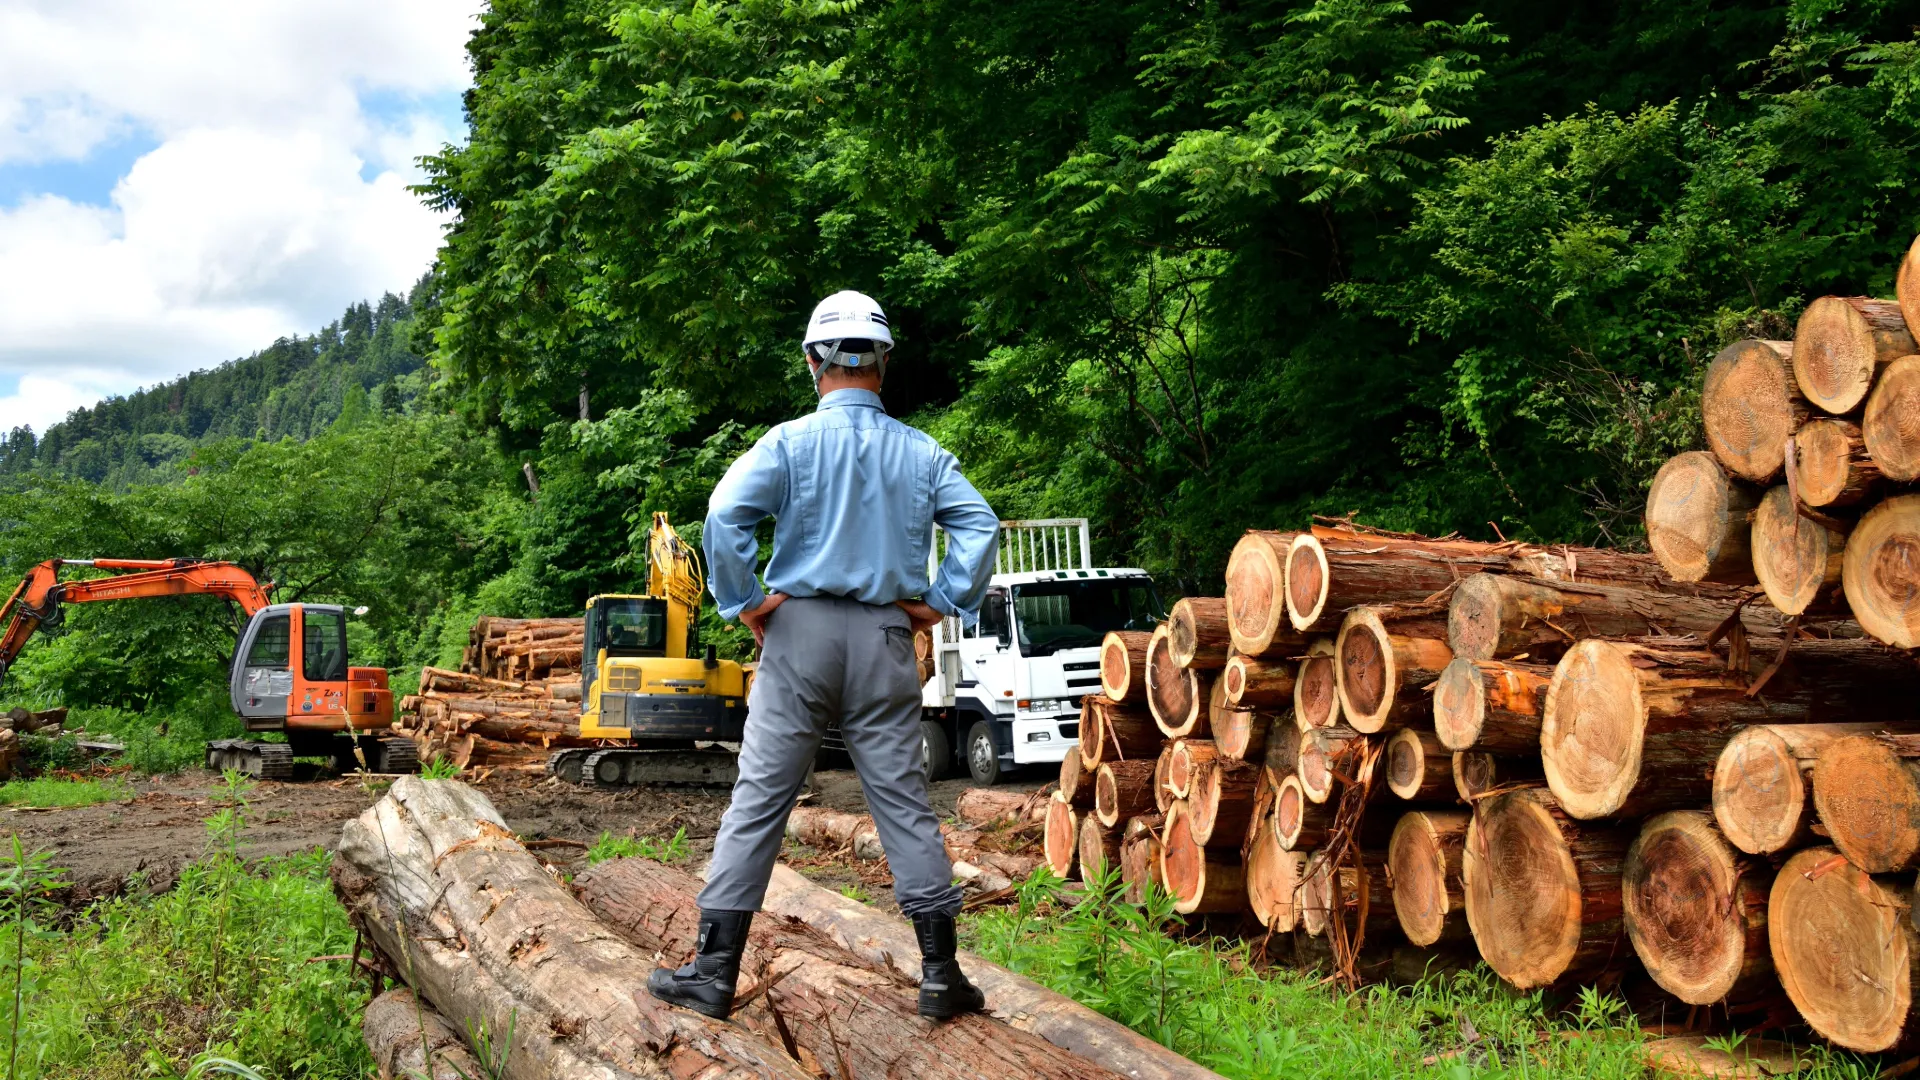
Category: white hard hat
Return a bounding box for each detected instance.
[803,291,893,376]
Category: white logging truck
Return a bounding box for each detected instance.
[905,519,1163,784]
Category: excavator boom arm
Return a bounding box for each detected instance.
[0,558,273,684]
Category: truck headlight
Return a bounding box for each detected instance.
[1026,731,1052,742]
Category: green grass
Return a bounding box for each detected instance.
[965,869,1883,1080]
[0,776,131,808]
[1,774,369,1079]
[587,826,690,864]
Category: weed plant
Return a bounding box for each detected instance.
[966,868,1880,1080]
[0,777,129,808]
[587,826,689,864]
[0,772,368,1079]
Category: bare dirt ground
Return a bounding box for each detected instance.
[12,765,996,910]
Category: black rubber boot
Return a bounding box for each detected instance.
[912,911,986,1019]
[647,909,754,1019]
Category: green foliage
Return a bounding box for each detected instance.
[969,866,1873,1079]
[586,826,690,864]
[419,756,463,780]
[0,777,130,809]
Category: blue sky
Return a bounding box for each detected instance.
[0,1,482,434]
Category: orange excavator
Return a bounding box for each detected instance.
[0,558,410,779]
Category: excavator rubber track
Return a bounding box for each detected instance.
[205,739,294,781]
[575,745,739,789]
[374,737,419,775]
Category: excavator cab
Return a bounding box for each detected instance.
[214,603,402,778]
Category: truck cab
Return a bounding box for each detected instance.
[919,519,1162,784]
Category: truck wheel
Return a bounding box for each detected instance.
[965,721,1003,786]
[920,721,952,781]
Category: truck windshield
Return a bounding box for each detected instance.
[1012,579,1163,656]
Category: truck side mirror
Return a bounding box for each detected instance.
[979,591,1012,648]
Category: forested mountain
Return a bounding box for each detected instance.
[0,276,433,487]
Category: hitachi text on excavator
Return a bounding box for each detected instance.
[0,558,411,778]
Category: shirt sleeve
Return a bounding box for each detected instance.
[923,446,999,625]
[703,431,787,621]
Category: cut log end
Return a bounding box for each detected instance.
[1464,788,1625,990]
[1285,534,1329,632]
[1246,816,1307,931]
[1540,639,1645,820]
[1294,643,1341,729]
[1770,846,1919,1053]
[1146,626,1204,737]
[1843,494,1920,648]
[1432,657,1486,751]
[1169,597,1232,670]
[1384,728,1453,802]
[1044,796,1079,880]
[1226,531,1296,656]
[1645,451,1758,585]
[1793,295,1917,415]
[1812,734,1920,874]
[1712,726,1808,856]
[1751,485,1846,616]
[1703,338,1800,482]
[1159,801,1246,915]
[1794,418,1880,508]
[1389,810,1470,947]
[1099,631,1153,704]
[1077,814,1122,880]
[1623,811,1769,1006]
[1095,759,1157,829]
[1865,355,1920,483]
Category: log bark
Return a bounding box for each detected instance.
[1462,787,1632,990]
[1702,338,1804,482]
[1244,811,1308,931]
[1335,606,1451,733]
[1169,597,1233,670]
[1621,811,1774,1007]
[442,711,597,748]
[363,988,487,1080]
[1153,744,1176,814]
[1444,572,1786,665]
[1792,295,1917,415]
[331,778,816,1080]
[1843,494,1920,647]
[1750,485,1848,616]
[1812,733,1920,873]
[423,696,584,722]
[1902,232,1920,339]
[1078,814,1124,880]
[1221,653,1295,710]
[1295,725,1365,804]
[1451,751,1541,803]
[1158,801,1247,915]
[1225,531,1302,657]
[1770,847,1920,1053]
[577,859,1128,1080]
[1712,722,1894,856]
[1298,852,1395,946]
[1098,631,1153,706]
[1541,635,1920,819]
[1209,698,1267,762]
[1646,452,1760,585]
[956,787,1050,827]
[1298,852,1334,937]
[1095,759,1158,829]
[1275,773,1334,851]
[1186,757,1259,848]
[1079,698,1160,768]
[1432,656,1552,754]
[1388,810,1469,946]
[1146,626,1207,738]
[1167,739,1217,799]
[1793,417,1882,508]
[1383,728,1455,802]
[1059,745,1095,809]
[1044,795,1079,880]
[785,807,1042,883]
[1285,533,1462,634]
[1293,639,1342,730]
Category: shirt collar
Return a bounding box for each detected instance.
[817,388,886,413]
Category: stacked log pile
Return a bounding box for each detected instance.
[463,616,584,681]
[395,665,588,772]
[1048,493,1920,1057]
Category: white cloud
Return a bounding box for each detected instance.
[0,0,482,431]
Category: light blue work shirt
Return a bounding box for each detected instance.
[704,388,1000,624]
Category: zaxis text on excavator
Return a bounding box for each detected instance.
[0,558,411,778]
[547,513,750,788]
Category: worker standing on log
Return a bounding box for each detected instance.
[648,290,1000,1021]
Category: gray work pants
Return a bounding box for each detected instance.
[698,595,961,917]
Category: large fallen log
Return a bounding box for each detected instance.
[956,787,1051,827]
[1045,795,1080,879]
[1444,572,1785,664]
[363,988,488,1080]
[331,777,816,1080]
[749,864,1232,1080]
[1645,452,1760,585]
[1621,811,1774,1007]
[577,859,1125,1080]
[1462,787,1631,990]
[1208,691,1266,762]
[1701,338,1803,483]
[1791,295,1916,415]
[1770,846,1920,1053]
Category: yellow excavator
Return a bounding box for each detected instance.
[546,512,750,788]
